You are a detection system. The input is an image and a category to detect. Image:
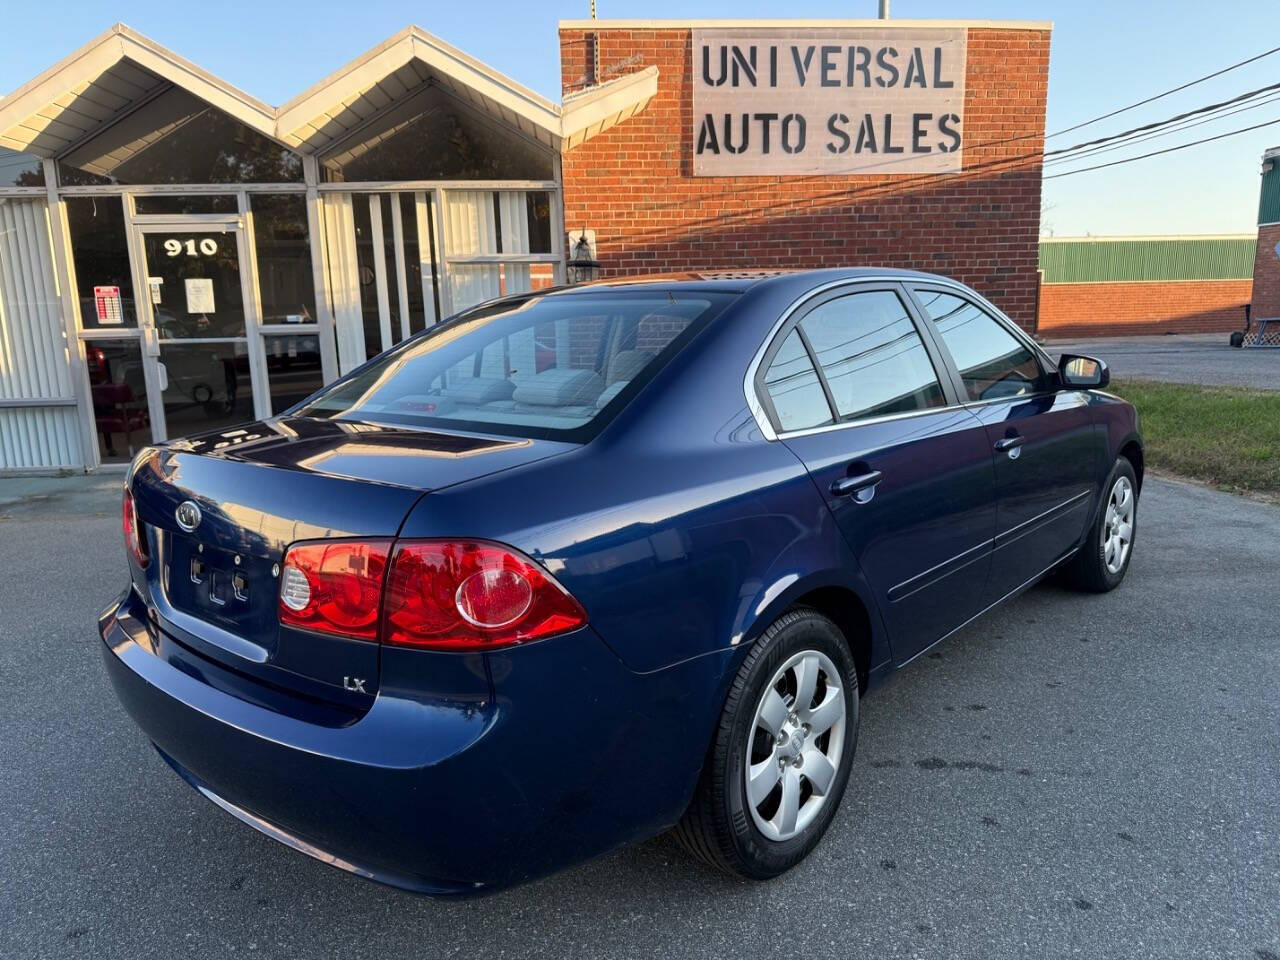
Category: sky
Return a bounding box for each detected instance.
[1,0,1274,237]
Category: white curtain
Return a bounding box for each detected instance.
[319,194,367,375]
[444,191,537,312]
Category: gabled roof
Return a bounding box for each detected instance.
[0,23,657,161]
[276,26,564,153]
[0,24,276,157]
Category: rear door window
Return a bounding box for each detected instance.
[913,290,1051,401]
[296,292,733,441]
[797,290,946,421]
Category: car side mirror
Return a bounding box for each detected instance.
[1058,353,1109,389]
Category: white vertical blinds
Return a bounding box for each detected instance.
[445,190,501,310]
[0,198,82,470]
[323,189,555,371]
[320,194,367,376]
[445,190,539,313]
[498,191,532,296]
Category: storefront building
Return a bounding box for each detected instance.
[0,18,1050,474]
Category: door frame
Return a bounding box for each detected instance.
[127,212,266,440]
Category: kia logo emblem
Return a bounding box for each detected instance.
[175,500,202,533]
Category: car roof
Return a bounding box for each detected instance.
[541,267,960,297]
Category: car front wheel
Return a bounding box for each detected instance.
[673,607,859,879]
[1066,456,1139,592]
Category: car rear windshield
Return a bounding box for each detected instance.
[295,290,734,441]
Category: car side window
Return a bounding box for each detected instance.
[797,290,945,421]
[914,290,1051,402]
[761,330,834,433]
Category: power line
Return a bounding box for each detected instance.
[1045,79,1280,158]
[1048,44,1280,138]
[1044,116,1280,179]
[1044,89,1280,166]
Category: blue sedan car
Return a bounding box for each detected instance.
[101,269,1142,894]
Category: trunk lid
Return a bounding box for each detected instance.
[129,416,574,711]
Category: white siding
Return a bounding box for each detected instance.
[0,197,82,471]
[0,407,80,469]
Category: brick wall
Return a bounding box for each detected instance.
[1252,224,1280,319]
[1037,280,1252,338]
[560,25,1050,331]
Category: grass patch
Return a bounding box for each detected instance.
[1108,379,1280,498]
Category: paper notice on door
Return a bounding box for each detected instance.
[93,286,122,324]
[184,278,215,313]
[147,277,163,305]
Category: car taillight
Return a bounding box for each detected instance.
[383,541,587,651]
[122,488,148,568]
[278,540,392,641]
[277,538,586,651]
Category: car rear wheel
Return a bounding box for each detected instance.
[1064,457,1138,592]
[673,607,858,879]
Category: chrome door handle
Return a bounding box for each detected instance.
[831,470,883,497]
[994,436,1024,452]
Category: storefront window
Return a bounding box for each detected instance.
[524,192,552,254]
[65,197,138,329]
[0,147,44,187]
[140,231,246,339]
[264,333,325,414]
[134,195,239,216]
[251,194,317,325]
[319,89,553,182]
[57,87,302,185]
[347,192,442,358]
[86,340,153,463]
[159,341,254,437]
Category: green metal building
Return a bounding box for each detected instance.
[1039,236,1256,283]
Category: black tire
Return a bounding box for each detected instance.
[1063,456,1138,592]
[673,607,859,879]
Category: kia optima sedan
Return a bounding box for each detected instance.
[101,269,1142,894]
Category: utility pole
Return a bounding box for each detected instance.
[878,0,889,18]
[590,0,599,85]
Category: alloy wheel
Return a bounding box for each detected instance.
[1103,475,1135,574]
[745,649,847,842]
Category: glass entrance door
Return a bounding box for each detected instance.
[134,222,262,440]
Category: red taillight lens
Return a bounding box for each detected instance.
[383,541,587,651]
[122,489,149,568]
[278,539,392,641]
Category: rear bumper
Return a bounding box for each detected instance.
[99,588,732,894]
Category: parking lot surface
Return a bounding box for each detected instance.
[1044,333,1279,389]
[1,474,1276,960]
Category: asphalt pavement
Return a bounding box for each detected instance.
[0,474,1277,960]
[1044,333,1279,389]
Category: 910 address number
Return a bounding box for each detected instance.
[164,238,219,257]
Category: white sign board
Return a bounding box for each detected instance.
[692,27,967,176]
[184,278,215,314]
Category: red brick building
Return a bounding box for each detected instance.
[1252,146,1280,324]
[1037,236,1255,338]
[559,18,1052,331]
